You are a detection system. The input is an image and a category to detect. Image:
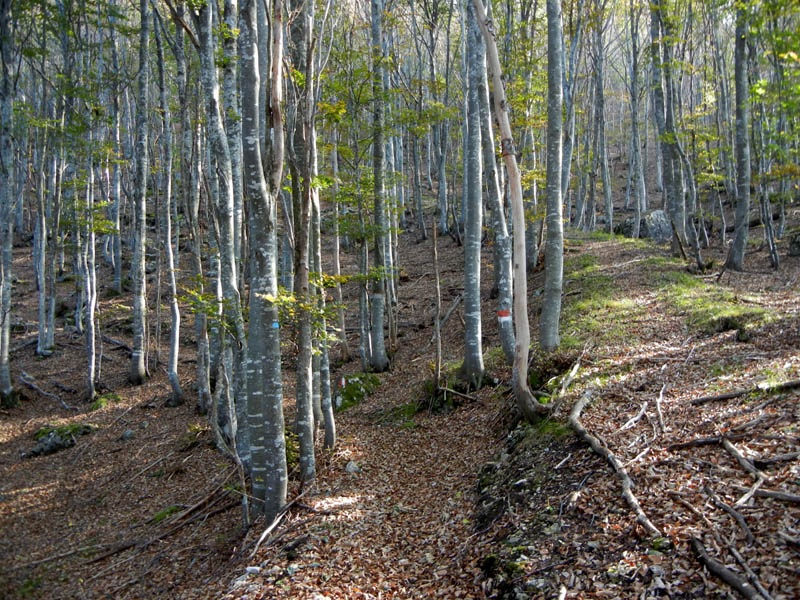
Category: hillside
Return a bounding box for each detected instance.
[1,212,799,600]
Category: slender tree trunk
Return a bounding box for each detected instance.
[725,5,751,271]
[153,9,183,404]
[370,0,389,372]
[472,0,546,419]
[130,0,149,385]
[476,7,513,366]
[540,0,564,352]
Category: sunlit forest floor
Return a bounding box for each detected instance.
[1,200,799,599]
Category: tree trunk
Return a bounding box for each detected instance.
[725,5,750,271]
[129,0,149,385]
[153,8,183,405]
[540,0,564,353]
[240,0,287,520]
[459,0,484,390]
[472,0,546,420]
[370,0,390,373]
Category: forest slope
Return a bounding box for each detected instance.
[1,219,799,599]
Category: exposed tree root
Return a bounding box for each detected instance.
[691,537,765,600]
[568,391,661,537]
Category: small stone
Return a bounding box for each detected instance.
[121,429,136,441]
[245,566,261,575]
[140,421,149,429]
[345,460,361,474]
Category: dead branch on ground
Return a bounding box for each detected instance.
[569,391,661,537]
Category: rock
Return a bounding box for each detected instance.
[789,231,800,256]
[26,431,75,457]
[614,209,673,243]
[245,566,261,575]
[120,429,136,441]
[345,460,361,474]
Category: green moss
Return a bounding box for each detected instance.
[533,418,571,438]
[560,253,645,347]
[336,373,380,412]
[151,504,182,523]
[654,270,768,335]
[34,423,95,440]
[90,392,121,411]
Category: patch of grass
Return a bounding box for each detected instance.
[335,373,380,412]
[151,504,182,524]
[285,428,299,470]
[34,423,95,440]
[17,576,42,598]
[587,231,651,249]
[560,253,644,348]
[654,270,768,335]
[90,392,121,411]
[533,418,571,438]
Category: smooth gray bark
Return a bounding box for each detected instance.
[472,0,547,421]
[459,0,484,390]
[725,5,750,271]
[241,0,287,520]
[130,0,149,385]
[540,0,564,353]
[370,0,389,372]
[153,9,183,404]
[476,10,513,366]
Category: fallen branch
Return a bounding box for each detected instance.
[722,439,766,481]
[778,531,800,547]
[728,545,774,600]
[704,486,754,545]
[732,485,800,504]
[12,544,102,570]
[249,489,309,559]
[691,537,764,600]
[753,451,800,469]
[619,401,649,432]
[423,294,462,351]
[439,386,478,402]
[569,392,661,537]
[655,384,667,434]
[19,371,75,411]
[691,379,800,406]
[101,335,133,354]
[667,432,749,451]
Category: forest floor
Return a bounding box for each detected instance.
[1,204,799,600]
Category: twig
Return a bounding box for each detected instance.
[704,486,754,545]
[423,294,462,351]
[655,384,667,433]
[619,401,648,431]
[728,545,774,600]
[691,537,764,600]
[249,489,309,559]
[439,387,478,402]
[667,432,749,451]
[569,391,661,537]
[732,485,800,504]
[101,334,133,354]
[19,371,75,410]
[12,544,102,570]
[722,439,766,481]
[735,478,765,507]
[667,491,714,528]
[691,379,800,406]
